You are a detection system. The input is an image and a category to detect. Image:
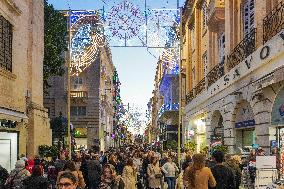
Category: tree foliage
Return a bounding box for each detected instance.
[43,0,67,92]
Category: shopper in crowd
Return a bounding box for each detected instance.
[87,154,102,189]
[5,160,31,189]
[183,153,216,189]
[0,164,9,189]
[47,160,58,189]
[57,160,85,189]
[147,156,162,189]
[210,150,236,189]
[122,158,136,189]
[57,171,78,189]
[23,165,49,189]
[223,154,241,189]
[161,157,179,189]
[100,164,117,189]
[182,152,192,171]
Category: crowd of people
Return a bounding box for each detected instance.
[0,145,281,189]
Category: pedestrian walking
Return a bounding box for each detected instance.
[57,160,86,189]
[210,150,236,189]
[122,158,137,189]
[183,153,216,189]
[161,157,179,189]
[147,156,162,189]
[100,164,117,189]
[23,165,49,189]
[0,164,9,189]
[47,160,58,189]
[4,160,31,189]
[87,154,102,189]
[57,171,78,189]
[223,154,242,189]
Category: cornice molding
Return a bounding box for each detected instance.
[3,0,22,16]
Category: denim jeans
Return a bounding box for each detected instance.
[166,177,176,189]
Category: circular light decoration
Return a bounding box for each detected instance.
[106,0,145,41]
[70,11,105,76]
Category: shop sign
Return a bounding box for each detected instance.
[271,88,284,126]
[209,32,284,97]
[0,119,17,129]
[235,119,255,128]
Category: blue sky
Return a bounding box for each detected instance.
[48,0,184,125]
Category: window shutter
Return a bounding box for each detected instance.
[243,0,255,36]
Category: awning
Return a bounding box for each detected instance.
[0,107,28,121]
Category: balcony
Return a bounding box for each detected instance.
[207,0,225,28]
[207,61,225,87]
[227,28,256,72]
[70,91,88,98]
[158,103,179,118]
[195,78,206,96]
[263,1,284,44]
[186,89,195,104]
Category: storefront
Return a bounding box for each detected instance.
[234,100,256,152]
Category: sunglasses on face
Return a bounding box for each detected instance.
[57,182,74,188]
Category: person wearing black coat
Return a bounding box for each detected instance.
[0,164,9,189]
[210,151,236,189]
[23,165,49,189]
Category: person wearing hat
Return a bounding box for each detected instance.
[5,160,31,189]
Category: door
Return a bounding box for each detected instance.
[0,132,18,172]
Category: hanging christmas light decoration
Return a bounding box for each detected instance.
[70,11,106,76]
[105,0,146,46]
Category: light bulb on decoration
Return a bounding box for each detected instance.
[70,10,106,76]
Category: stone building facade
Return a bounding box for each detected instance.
[0,0,51,171]
[182,0,284,154]
[44,45,115,151]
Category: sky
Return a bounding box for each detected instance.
[48,0,184,133]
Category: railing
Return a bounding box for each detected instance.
[195,78,206,96]
[186,89,195,104]
[227,28,256,72]
[158,103,179,118]
[70,91,88,98]
[263,1,284,43]
[207,61,225,87]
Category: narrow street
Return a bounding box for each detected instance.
[0,0,284,188]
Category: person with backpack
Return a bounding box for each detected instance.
[210,151,236,189]
[0,164,9,189]
[5,160,31,189]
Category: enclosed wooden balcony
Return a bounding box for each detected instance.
[70,91,88,98]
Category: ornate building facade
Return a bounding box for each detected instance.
[0,0,52,171]
[182,0,284,154]
[44,45,115,152]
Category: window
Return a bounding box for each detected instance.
[74,77,83,85]
[202,2,208,31]
[202,51,208,75]
[71,106,86,116]
[0,16,13,72]
[218,32,225,62]
[191,25,195,50]
[243,0,255,36]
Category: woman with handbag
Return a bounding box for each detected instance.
[147,156,162,189]
[161,157,179,189]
